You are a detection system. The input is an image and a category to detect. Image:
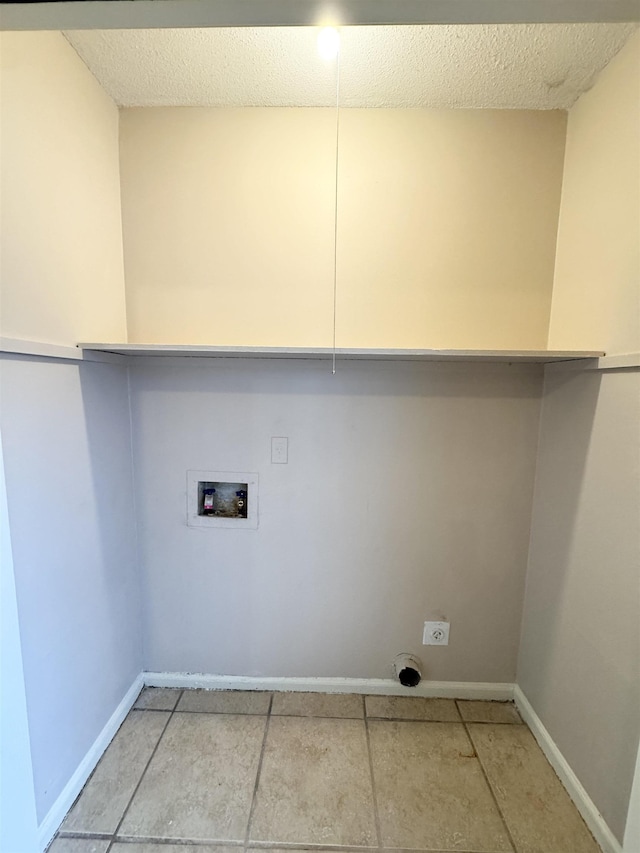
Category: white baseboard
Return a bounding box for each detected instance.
[37,674,143,852]
[513,685,621,853]
[144,671,514,700]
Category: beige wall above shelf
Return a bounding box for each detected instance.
[119,107,566,352]
[77,343,604,363]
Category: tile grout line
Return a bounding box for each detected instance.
[244,692,274,850]
[53,832,113,841]
[457,705,519,853]
[169,710,522,724]
[109,838,243,847]
[247,844,379,851]
[363,695,383,850]
[173,710,361,720]
[59,837,510,852]
[453,698,463,724]
[105,689,183,853]
[106,841,505,852]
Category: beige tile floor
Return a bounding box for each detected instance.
[50,689,602,853]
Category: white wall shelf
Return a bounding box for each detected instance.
[3,0,638,31]
[77,343,605,364]
[0,337,124,364]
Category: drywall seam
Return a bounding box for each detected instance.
[514,685,623,853]
[143,672,515,699]
[114,105,129,344]
[515,364,549,685]
[114,104,131,346]
[126,364,146,672]
[548,112,571,350]
[36,673,143,852]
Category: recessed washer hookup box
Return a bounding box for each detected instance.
[187,470,258,529]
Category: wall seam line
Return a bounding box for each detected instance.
[514,365,548,687]
[546,108,571,350]
[126,364,145,673]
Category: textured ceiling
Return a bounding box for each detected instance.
[65,24,637,110]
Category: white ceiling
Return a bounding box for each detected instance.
[65,23,637,110]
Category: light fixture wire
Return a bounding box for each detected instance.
[331,40,341,375]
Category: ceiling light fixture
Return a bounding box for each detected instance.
[317,26,340,61]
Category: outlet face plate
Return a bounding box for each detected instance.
[423,621,450,645]
[271,436,288,464]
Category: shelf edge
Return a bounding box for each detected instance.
[77,343,606,364]
[1,337,125,365]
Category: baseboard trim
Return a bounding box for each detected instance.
[513,685,622,853]
[144,672,514,700]
[37,673,143,852]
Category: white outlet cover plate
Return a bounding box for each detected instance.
[423,621,450,645]
[187,470,259,529]
[271,436,288,464]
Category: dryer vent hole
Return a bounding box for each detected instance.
[398,666,421,687]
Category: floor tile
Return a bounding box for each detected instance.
[119,712,266,841]
[468,724,601,853]
[365,695,460,722]
[249,716,376,846]
[61,710,169,835]
[177,689,271,715]
[457,700,522,724]
[134,687,182,711]
[368,720,512,851]
[271,691,363,718]
[48,841,110,853]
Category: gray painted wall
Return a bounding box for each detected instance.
[518,367,640,843]
[130,357,542,681]
[0,356,142,822]
[6,351,636,844]
[0,436,39,852]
